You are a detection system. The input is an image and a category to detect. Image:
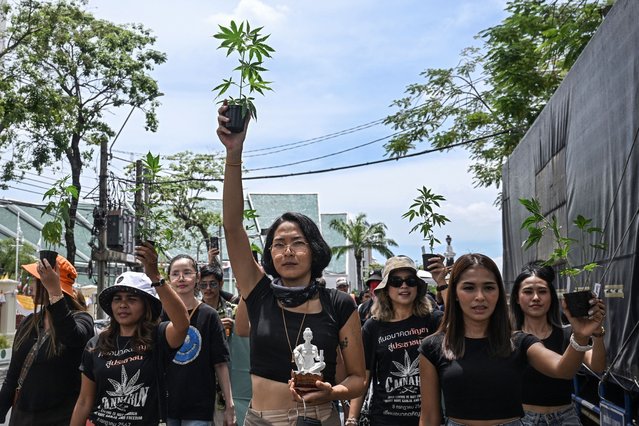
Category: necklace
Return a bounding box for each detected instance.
[187,301,201,322]
[117,335,132,352]
[281,301,309,363]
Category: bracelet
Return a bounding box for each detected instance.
[345,418,358,426]
[570,333,593,352]
[436,284,449,292]
[49,294,65,305]
[225,160,242,166]
[592,326,606,338]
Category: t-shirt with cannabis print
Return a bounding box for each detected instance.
[361,313,442,425]
[80,323,172,426]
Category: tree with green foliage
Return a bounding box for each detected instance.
[330,213,398,291]
[384,0,610,189]
[153,151,224,254]
[0,0,166,263]
[0,237,37,280]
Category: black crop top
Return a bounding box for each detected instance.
[245,275,357,384]
[522,325,574,406]
[419,331,539,420]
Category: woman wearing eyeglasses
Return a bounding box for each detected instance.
[347,256,446,426]
[217,104,366,425]
[161,254,236,426]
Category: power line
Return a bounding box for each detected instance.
[243,119,384,156]
[241,128,517,181]
[247,131,401,171]
[111,128,517,185]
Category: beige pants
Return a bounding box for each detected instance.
[243,401,340,426]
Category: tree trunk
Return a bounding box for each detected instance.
[355,252,363,292]
[65,133,82,264]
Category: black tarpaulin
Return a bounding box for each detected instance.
[502,0,639,391]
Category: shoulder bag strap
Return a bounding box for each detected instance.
[15,330,49,398]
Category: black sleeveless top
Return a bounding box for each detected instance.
[245,275,356,384]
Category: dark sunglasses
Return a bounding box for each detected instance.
[198,281,219,290]
[387,276,420,288]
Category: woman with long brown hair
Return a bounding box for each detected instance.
[0,256,94,425]
[418,253,605,426]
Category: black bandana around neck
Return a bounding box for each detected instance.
[270,278,319,308]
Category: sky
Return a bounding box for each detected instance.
[3,0,509,268]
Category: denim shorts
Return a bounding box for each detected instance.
[521,405,582,426]
[446,419,523,426]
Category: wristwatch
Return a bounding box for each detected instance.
[592,326,606,338]
[436,284,449,292]
[151,278,166,288]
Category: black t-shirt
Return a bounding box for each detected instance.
[0,300,94,420]
[245,275,356,384]
[161,303,230,420]
[80,323,172,426]
[522,325,573,406]
[358,299,373,325]
[362,313,442,424]
[419,331,539,420]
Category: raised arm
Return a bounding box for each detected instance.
[217,103,263,298]
[136,242,189,348]
[39,260,94,347]
[583,298,607,373]
[528,297,605,379]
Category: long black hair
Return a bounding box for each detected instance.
[14,281,85,358]
[510,261,562,330]
[262,212,332,280]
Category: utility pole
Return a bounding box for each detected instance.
[95,138,108,318]
[15,211,22,279]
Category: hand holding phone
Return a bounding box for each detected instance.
[209,236,219,250]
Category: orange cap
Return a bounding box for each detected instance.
[22,255,77,297]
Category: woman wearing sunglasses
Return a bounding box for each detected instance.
[217,104,366,425]
[162,254,235,426]
[348,256,446,426]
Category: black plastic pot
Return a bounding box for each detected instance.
[40,250,58,268]
[564,290,592,317]
[224,104,248,133]
[135,239,155,248]
[422,253,443,270]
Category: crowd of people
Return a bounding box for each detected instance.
[0,107,608,426]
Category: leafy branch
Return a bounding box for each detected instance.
[41,176,79,248]
[213,20,275,120]
[519,197,606,282]
[403,186,451,253]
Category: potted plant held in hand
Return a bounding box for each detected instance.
[403,186,451,269]
[213,20,275,133]
[40,176,79,266]
[520,198,607,317]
